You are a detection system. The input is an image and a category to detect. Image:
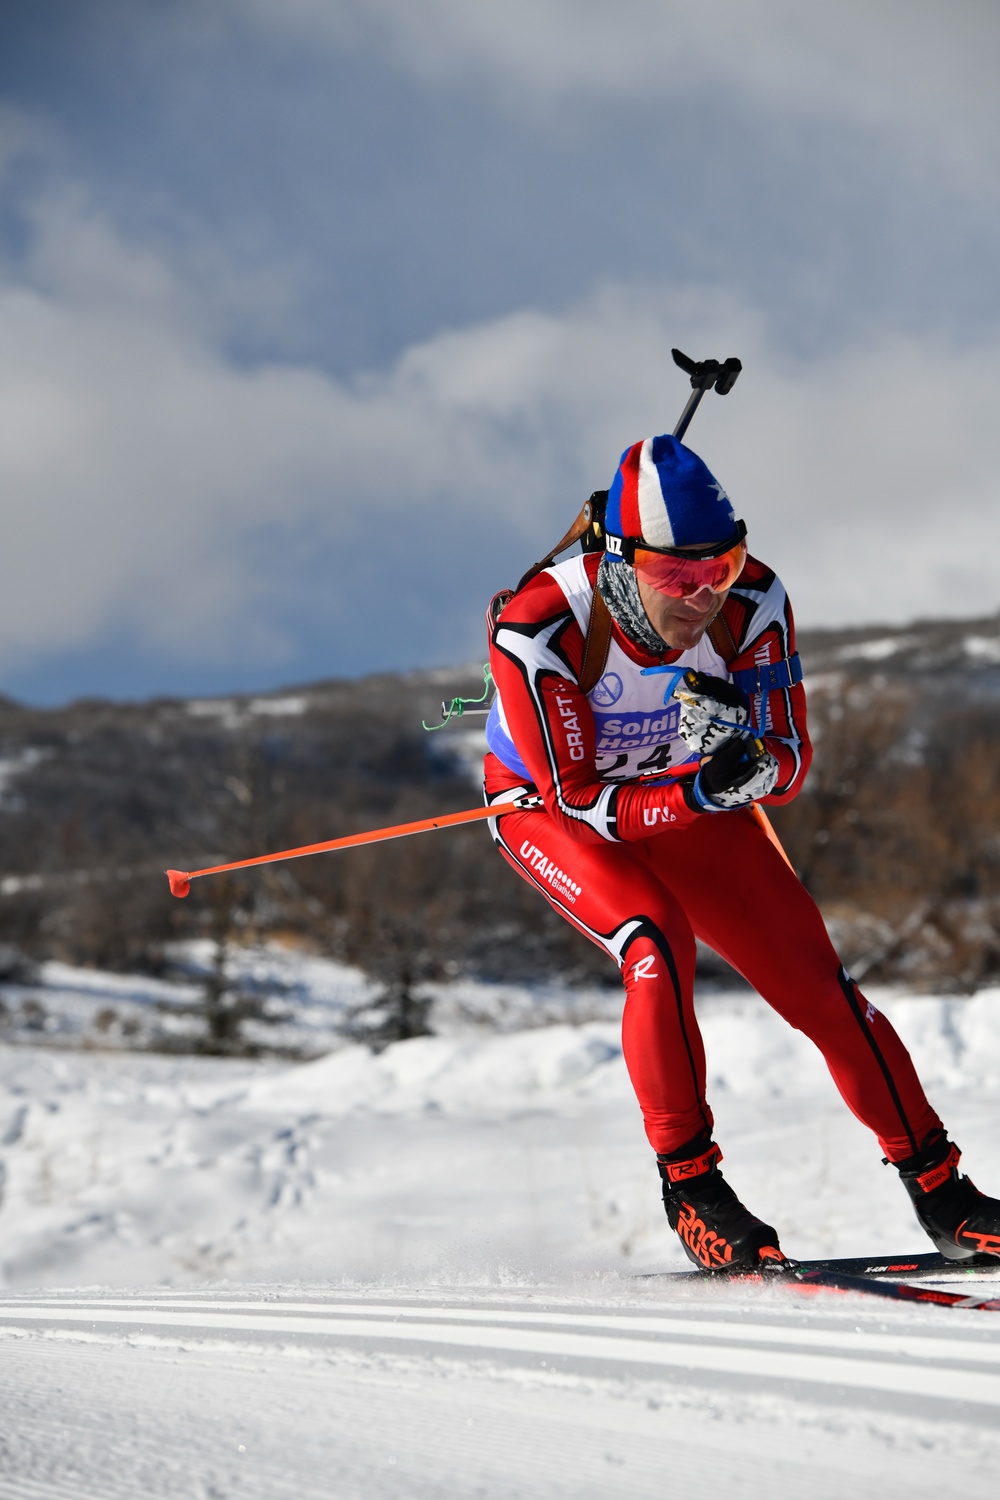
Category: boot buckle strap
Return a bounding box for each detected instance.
[658,1142,723,1183]
[915,1142,961,1193]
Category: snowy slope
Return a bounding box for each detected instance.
[1,983,999,1497]
[2,984,999,1287]
[3,1283,1000,1500]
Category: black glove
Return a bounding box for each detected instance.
[686,734,779,812]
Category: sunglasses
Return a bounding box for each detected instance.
[626,521,748,599]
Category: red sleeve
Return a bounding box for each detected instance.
[718,556,812,806]
[488,572,701,844]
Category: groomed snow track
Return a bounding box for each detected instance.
[2,1285,999,1499]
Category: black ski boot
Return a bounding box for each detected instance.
[896,1131,1000,1260]
[657,1134,785,1272]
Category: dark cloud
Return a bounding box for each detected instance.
[1,1,999,700]
[3,0,998,369]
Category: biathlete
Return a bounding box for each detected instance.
[484,432,1000,1271]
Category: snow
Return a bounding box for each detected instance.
[185,696,240,717]
[435,721,490,783]
[964,633,1000,663]
[247,695,309,715]
[0,947,380,1053]
[0,745,52,805]
[182,693,312,729]
[0,944,640,1052]
[7,1311,996,1500]
[1,975,999,1496]
[835,634,916,662]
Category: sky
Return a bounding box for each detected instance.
[2,1,1000,703]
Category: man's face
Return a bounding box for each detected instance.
[635,568,727,651]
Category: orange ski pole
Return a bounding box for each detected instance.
[752,803,795,871]
[165,794,543,898]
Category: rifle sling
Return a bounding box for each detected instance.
[707,609,740,665]
[515,501,596,594]
[579,597,739,697]
[578,587,614,695]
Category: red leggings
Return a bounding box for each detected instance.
[492,804,940,1162]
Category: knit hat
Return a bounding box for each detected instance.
[604,435,739,554]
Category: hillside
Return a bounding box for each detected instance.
[2,608,1000,1048]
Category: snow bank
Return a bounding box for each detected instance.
[1,983,999,1291]
[245,1023,625,1116]
[10,938,998,1100]
[878,989,1000,1090]
[242,986,1000,1116]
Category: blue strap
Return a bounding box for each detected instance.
[638,665,687,705]
[640,654,802,728]
[689,772,724,812]
[731,652,802,735]
[730,652,803,697]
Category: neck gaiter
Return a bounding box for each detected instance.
[596,555,668,657]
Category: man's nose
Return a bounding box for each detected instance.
[682,585,718,612]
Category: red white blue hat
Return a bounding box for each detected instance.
[604,435,739,552]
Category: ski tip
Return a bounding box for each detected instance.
[166,869,191,899]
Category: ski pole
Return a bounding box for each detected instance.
[164,785,791,897]
[751,805,794,871]
[165,795,543,898]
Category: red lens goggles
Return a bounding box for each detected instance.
[632,537,747,599]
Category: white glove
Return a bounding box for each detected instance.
[674,670,752,758]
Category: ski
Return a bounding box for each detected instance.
[789,1265,1000,1312]
[639,1249,1000,1311]
[641,1248,1000,1284]
[790,1249,1000,1281]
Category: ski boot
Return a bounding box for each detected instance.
[896,1130,1000,1260]
[657,1133,785,1272]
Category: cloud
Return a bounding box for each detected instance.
[3,175,1000,698]
[231,0,1000,192]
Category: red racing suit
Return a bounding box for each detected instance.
[485,550,940,1161]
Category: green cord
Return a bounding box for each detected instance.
[422,664,494,731]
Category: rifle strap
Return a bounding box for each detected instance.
[515,497,599,594]
[578,586,614,695]
[507,488,614,694]
[579,594,740,700]
[707,608,740,665]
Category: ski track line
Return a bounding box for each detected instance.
[8,1296,1000,1365]
[5,1337,995,1500]
[3,1299,1000,1407]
